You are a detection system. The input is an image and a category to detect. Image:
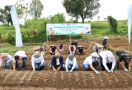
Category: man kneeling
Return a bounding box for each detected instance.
[31,51,45,71]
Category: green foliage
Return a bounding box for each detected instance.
[63,0,100,23]
[0,20,128,44]
[29,0,44,18]
[107,16,118,33]
[47,13,65,23]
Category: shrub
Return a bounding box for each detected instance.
[107,16,118,33]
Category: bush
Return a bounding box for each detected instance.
[107,16,118,33]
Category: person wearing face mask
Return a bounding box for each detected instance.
[65,54,78,72]
[83,52,100,74]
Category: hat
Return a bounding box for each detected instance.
[91,52,99,58]
[34,51,40,58]
[103,36,108,40]
[55,52,60,58]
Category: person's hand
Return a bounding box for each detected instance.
[107,70,111,73]
[69,70,73,72]
[66,70,69,72]
[124,68,128,72]
[110,69,113,72]
[95,71,100,74]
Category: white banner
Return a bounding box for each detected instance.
[46,24,91,35]
[10,5,23,47]
[128,4,132,45]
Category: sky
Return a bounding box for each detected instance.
[0,0,132,21]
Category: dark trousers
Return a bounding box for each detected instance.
[16,57,27,70]
[35,63,45,71]
[101,62,112,71]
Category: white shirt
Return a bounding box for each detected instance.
[83,56,93,65]
[14,51,27,58]
[99,50,116,71]
[56,58,60,65]
[31,55,44,71]
[65,57,77,71]
[6,54,13,63]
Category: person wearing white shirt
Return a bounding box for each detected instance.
[99,50,116,72]
[31,51,45,71]
[83,52,100,74]
[13,51,27,70]
[65,54,78,72]
[0,53,13,70]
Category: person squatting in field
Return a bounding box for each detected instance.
[116,50,131,71]
[13,50,27,71]
[31,51,45,71]
[0,53,13,70]
[50,52,65,71]
[65,54,78,72]
[83,52,100,74]
[99,50,116,72]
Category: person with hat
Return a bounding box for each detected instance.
[65,54,78,72]
[83,52,100,74]
[50,52,64,71]
[99,50,116,72]
[102,36,109,49]
[13,51,27,70]
[31,51,45,71]
[0,53,13,70]
[116,50,131,71]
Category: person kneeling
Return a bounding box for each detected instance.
[99,50,116,73]
[0,53,13,70]
[83,52,100,74]
[31,51,45,71]
[65,54,78,72]
[116,50,131,71]
[13,51,27,71]
[50,52,64,71]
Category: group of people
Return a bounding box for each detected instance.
[0,36,131,74]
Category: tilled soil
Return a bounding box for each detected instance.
[0,70,132,89]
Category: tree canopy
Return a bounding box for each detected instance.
[63,0,100,23]
[29,0,44,19]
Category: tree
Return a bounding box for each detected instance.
[63,0,100,23]
[107,16,118,33]
[0,5,12,25]
[47,13,65,23]
[16,0,31,22]
[29,0,44,19]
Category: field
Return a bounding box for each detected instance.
[0,37,132,90]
